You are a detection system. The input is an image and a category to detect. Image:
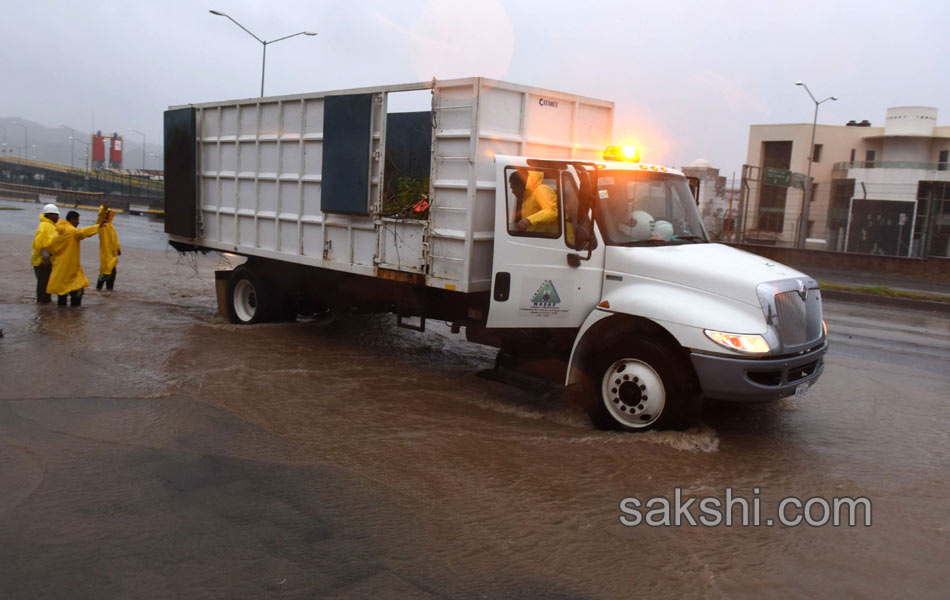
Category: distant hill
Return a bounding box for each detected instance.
[0,117,163,170]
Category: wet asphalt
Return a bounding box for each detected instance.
[1,198,948,599]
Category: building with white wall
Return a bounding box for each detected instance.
[744,106,950,257]
[680,159,740,241]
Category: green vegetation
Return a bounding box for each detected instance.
[382,176,429,219]
[820,281,950,303]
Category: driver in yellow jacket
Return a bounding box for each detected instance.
[48,210,100,307]
[510,170,559,234]
[96,204,121,290]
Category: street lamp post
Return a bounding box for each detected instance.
[794,80,837,248]
[70,137,90,170]
[62,125,80,168]
[13,123,27,160]
[149,152,164,170]
[209,10,317,97]
[129,128,146,170]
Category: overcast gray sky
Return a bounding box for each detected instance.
[2,0,947,177]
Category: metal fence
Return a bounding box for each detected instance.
[699,165,950,259]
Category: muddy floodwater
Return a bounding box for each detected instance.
[1,201,949,598]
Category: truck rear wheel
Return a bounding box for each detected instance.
[226,266,271,324]
[584,340,702,432]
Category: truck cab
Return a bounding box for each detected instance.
[486,154,827,431]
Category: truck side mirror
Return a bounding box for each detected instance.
[575,170,596,259]
[687,176,700,206]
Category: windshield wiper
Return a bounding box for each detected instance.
[673,235,707,244]
[618,239,671,247]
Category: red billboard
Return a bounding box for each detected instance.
[109,134,123,168]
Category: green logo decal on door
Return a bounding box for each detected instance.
[530,280,561,307]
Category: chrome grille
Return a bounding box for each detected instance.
[775,289,823,347]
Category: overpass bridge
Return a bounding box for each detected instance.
[0,156,163,213]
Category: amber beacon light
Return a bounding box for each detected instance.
[603,145,640,162]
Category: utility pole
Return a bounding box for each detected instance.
[794,81,837,248]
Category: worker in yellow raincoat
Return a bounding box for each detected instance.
[31,203,61,303]
[510,170,559,234]
[96,204,121,290]
[48,210,101,307]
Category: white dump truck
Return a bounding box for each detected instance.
[164,77,827,431]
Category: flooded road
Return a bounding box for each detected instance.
[1,200,949,598]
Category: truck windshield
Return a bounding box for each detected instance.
[594,171,708,246]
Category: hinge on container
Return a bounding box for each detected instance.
[323,239,331,261]
[373,149,381,161]
[420,224,431,272]
[375,94,383,106]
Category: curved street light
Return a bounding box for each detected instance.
[129,128,146,169]
[62,125,82,168]
[70,136,91,170]
[13,122,27,160]
[209,10,317,97]
[148,152,164,169]
[794,81,838,248]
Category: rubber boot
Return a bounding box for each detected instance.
[96,278,104,290]
[57,295,68,307]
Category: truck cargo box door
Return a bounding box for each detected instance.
[376,110,432,273]
[164,107,197,238]
[487,161,604,328]
[321,93,375,215]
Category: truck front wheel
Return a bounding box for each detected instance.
[584,340,702,432]
[226,266,271,324]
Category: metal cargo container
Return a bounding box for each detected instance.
[165,77,614,293]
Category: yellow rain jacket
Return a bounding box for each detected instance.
[522,170,559,234]
[97,205,120,274]
[30,215,58,267]
[47,220,100,295]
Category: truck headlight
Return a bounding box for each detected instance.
[704,330,771,354]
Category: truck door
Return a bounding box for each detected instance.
[487,160,605,328]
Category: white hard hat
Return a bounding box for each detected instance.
[654,220,674,240]
[629,210,655,239]
[42,203,60,216]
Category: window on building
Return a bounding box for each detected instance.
[758,141,793,233]
[865,149,876,167]
[850,148,856,162]
[812,144,823,163]
[939,150,948,171]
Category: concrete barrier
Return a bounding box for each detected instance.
[729,243,950,282]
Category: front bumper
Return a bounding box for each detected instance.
[689,339,827,402]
